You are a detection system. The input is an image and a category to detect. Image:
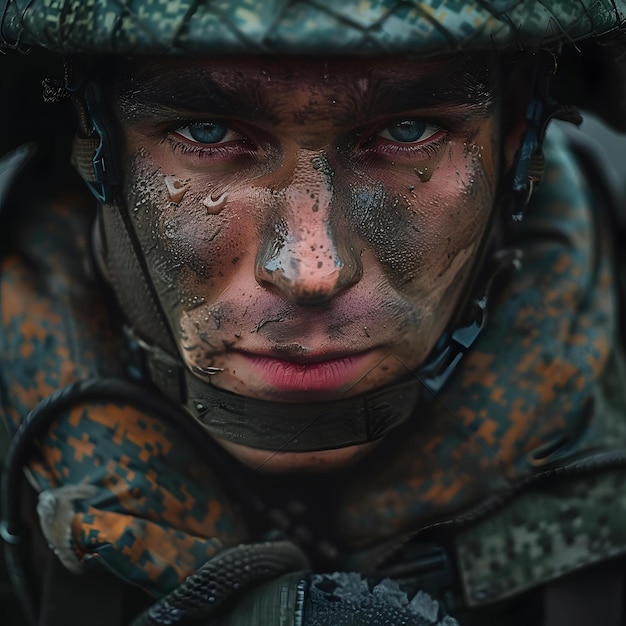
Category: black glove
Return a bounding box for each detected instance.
[131,541,458,626]
[221,570,459,626]
[130,541,309,626]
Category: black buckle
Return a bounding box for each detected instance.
[78,82,120,204]
[417,247,522,395]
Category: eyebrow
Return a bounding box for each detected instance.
[115,68,277,124]
[367,60,498,119]
[115,57,498,126]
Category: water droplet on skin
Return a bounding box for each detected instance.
[203,191,229,214]
[408,185,415,192]
[413,166,433,183]
[164,175,189,203]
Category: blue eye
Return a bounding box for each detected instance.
[379,120,440,143]
[177,121,230,144]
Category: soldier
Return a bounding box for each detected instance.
[1,1,626,624]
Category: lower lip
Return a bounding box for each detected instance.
[244,353,371,392]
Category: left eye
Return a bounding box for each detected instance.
[174,121,236,144]
[378,120,441,143]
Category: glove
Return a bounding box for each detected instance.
[134,561,459,626]
[130,541,309,626]
[223,571,459,626]
[0,192,251,598]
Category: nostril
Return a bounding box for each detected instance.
[255,246,362,306]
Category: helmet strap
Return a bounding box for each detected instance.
[502,51,582,221]
[43,57,120,203]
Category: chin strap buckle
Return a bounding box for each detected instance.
[123,326,186,403]
[42,58,120,204]
[418,247,523,395]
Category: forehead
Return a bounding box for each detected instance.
[114,55,499,122]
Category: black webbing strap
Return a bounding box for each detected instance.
[544,561,625,626]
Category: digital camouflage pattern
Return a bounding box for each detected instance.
[1,0,624,56]
[0,181,249,597]
[1,126,626,607]
[457,468,626,606]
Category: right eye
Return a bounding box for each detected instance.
[377,119,443,144]
[173,121,239,145]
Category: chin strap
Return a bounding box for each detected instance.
[125,325,421,452]
[417,52,584,393]
[416,246,523,395]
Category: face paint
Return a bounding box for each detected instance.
[110,55,502,469]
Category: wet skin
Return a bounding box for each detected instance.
[112,55,508,471]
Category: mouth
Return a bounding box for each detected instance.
[240,350,375,393]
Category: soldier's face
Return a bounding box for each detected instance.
[113,56,506,470]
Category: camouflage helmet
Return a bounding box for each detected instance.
[1,0,625,129]
[0,0,622,56]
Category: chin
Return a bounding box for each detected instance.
[214,437,381,474]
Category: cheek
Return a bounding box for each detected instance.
[123,151,255,310]
[345,136,496,294]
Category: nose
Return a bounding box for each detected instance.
[255,153,362,306]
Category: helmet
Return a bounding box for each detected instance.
[0,1,623,56]
[1,0,625,128]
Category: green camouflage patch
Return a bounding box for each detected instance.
[457,468,626,606]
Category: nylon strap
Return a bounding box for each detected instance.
[71,136,100,184]
[185,370,421,452]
